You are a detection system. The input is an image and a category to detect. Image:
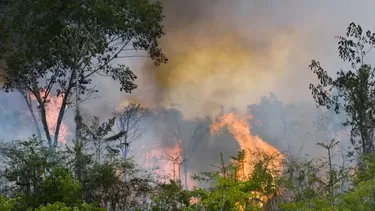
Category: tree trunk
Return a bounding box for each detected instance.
[30,75,53,148]
[21,91,42,139]
[54,70,76,148]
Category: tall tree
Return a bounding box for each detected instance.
[310,22,375,155]
[113,103,150,184]
[113,103,150,161]
[0,0,167,150]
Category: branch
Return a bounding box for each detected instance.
[117,55,148,59]
[104,131,127,142]
[83,38,133,80]
[53,69,76,146]
[42,74,56,104]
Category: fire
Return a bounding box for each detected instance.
[141,138,197,189]
[30,91,68,144]
[210,112,283,207]
[210,113,282,178]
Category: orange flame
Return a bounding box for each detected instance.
[210,112,283,208]
[210,113,282,178]
[142,138,196,189]
[31,91,68,144]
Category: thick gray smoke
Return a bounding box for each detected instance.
[118,0,368,176]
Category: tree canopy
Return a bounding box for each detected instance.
[0,0,167,149]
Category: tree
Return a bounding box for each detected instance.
[34,202,105,211]
[0,136,87,209]
[0,136,58,198]
[83,157,155,211]
[309,22,375,155]
[35,167,82,208]
[150,180,191,211]
[0,195,16,211]
[81,116,125,164]
[0,0,167,150]
[189,150,282,211]
[113,103,150,162]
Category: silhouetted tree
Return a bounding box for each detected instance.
[310,22,375,155]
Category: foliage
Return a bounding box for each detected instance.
[310,22,375,155]
[82,156,155,210]
[190,175,262,211]
[280,178,375,211]
[188,151,283,211]
[0,0,167,149]
[2,9,375,211]
[35,167,82,208]
[355,153,375,184]
[0,195,16,211]
[150,180,191,211]
[339,178,375,210]
[0,136,58,197]
[33,202,105,211]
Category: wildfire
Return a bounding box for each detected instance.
[30,91,68,144]
[142,138,196,189]
[210,112,284,207]
[210,113,282,178]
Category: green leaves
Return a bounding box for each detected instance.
[0,195,17,211]
[33,202,105,211]
[310,22,375,155]
[37,167,82,208]
[150,180,191,211]
[0,0,167,149]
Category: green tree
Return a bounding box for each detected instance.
[309,22,375,155]
[150,180,191,211]
[0,195,16,211]
[83,156,154,210]
[0,136,58,198]
[190,174,261,211]
[34,202,105,211]
[189,151,283,211]
[280,157,323,210]
[0,0,167,150]
[36,167,82,208]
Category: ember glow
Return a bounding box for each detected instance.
[31,91,68,144]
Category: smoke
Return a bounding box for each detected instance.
[122,0,305,119]
[119,0,375,119]
[1,0,372,178]
[113,0,366,173]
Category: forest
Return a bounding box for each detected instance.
[1,0,375,210]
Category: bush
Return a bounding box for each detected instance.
[34,202,105,211]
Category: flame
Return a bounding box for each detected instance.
[141,138,197,189]
[210,113,282,178]
[30,91,68,144]
[210,112,283,207]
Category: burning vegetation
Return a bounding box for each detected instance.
[1,0,375,210]
[210,113,283,180]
